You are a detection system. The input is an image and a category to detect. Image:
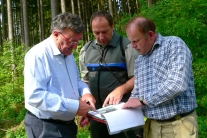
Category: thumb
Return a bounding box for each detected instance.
[121,103,128,109]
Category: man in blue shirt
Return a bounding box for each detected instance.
[122,17,198,138]
[24,12,96,138]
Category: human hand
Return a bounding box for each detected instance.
[79,116,90,127]
[81,93,96,109]
[121,98,142,109]
[102,86,124,107]
[76,100,95,116]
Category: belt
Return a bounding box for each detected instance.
[154,110,194,123]
[27,110,74,125]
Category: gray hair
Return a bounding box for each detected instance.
[50,12,84,33]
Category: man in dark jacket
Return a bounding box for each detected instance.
[79,10,140,138]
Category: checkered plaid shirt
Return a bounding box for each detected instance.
[131,34,197,120]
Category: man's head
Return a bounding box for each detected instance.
[125,17,157,55]
[90,10,114,46]
[51,12,84,56]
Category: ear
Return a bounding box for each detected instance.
[111,24,114,30]
[53,31,59,38]
[148,31,155,40]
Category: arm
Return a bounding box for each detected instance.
[102,77,134,107]
[146,37,192,107]
[122,57,144,109]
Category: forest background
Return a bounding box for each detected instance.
[0,0,207,137]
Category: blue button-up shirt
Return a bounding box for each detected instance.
[131,34,197,120]
[24,36,90,121]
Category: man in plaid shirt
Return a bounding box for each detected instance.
[122,16,198,138]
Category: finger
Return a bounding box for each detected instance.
[112,97,116,105]
[113,97,119,105]
[89,102,96,109]
[115,98,120,104]
[89,105,96,112]
[87,99,96,109]
[103,96,110,107]
[109,97,114,105]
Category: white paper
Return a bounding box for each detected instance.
[87,103,145,135]
[103,107,144,135]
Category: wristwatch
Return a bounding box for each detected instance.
[139,97,146,106]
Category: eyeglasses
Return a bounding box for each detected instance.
[59,32,79,45]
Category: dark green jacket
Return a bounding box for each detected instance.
[79,31,138,108]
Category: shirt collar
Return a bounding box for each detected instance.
[146,33,162,55]
[154,33,163,46]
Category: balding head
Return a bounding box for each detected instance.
[125,17,156,36]
[125,16,157,55]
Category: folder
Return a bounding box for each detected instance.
[86,102,145,135]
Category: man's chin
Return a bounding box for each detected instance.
[97,41,107,46]
[64,51,72,56]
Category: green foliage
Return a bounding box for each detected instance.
[193,60,207,138]
[197,116,207,138]
[77,129,90,138]
[5,121,26,138]
[115,12,133,36]
[77,126,90,138]
[0,41,26,137]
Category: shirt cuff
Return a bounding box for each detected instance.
[82,87,91,95]
[65,99,79,116]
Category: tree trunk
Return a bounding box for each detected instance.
[97,2,100,10]
[71,0,75,14]
[135,0,139,13]
[7,0,13,40]
[148,0,153,8]
[82,0,90,42]
[77,0,81,17]
[50,0,59,18]
[22,0,30,48]
[7,0,15,88]
[37,0,42,41]
[61,0,66,13]
[121,0,126,13]
[127,0,131,13]
[100,0,105,11]
[1,0,7,40]
[20,0,25,44]
[37,0,45,41]
[108,0,113,17]
[113,0,118,19]
[40,0,45,40]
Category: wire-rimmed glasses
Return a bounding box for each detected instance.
[59,32,79,45]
